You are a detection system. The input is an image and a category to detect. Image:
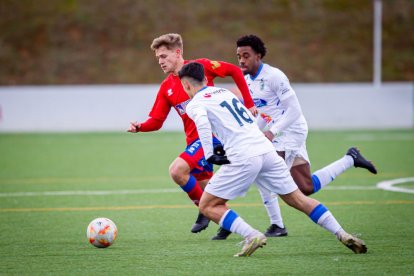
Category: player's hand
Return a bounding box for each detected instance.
[263,130,275,141]
[207,154,230,165]
[213,144,226,156]
[249,106,258,117]
[127,121,140,133]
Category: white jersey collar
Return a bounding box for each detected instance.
[250,62,264,81]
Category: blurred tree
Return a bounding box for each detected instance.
[0,0,412,84]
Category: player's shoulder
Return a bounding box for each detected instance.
[267,64,288,77]
[193,58,223,72]
[193,58,210,64]
[186,95,204,113]
[160,74,175,86]
[157,74,178,95]
[187,58,209,67]
[263,64,290,82]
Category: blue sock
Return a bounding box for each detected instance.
[180,175,196,193]
[311,156,354,193]
[221,209,239,231]
[309,203,342,234]
[179,175,202,206]
[309,203,328,223]
[312,174,322,193]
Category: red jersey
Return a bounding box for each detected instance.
[139,58,254,145]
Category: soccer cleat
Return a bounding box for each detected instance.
[346,147,377,174]
[338,232,367,254]
[264,224,288,237]
[211,227,232,240]
[234,232,267,257]
[191,212,210,233]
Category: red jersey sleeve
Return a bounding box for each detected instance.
[196,58,255,109]
[139,83,171,132]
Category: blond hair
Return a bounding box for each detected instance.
[150,33,183,52]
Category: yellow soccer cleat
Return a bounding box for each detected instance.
[338,232,368,254]
[234,232,267,257]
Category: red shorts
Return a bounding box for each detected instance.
[179,138,220,181]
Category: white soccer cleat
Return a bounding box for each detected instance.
[338,232,367,254]
[234,232,267,257]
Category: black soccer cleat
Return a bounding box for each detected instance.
[211,227,232,240]
[191,212,210,233]
[346,147,377,174]
[264,224,288,237]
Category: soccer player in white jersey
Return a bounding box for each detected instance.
[211,34,377,241]
[178,61,367,257]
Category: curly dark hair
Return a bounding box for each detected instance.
[236,35,267,59]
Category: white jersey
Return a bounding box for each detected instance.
[186,86,274,164]
[245,63,307,135]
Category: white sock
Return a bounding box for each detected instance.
[259,189,284,228]
[219,209,257,238]
[309,204,342,235]
[316,211,343,235]
[312,155,353,192]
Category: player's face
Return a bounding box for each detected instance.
[236,46,261,76]
[155,46,181,74]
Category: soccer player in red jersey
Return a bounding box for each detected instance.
[127,33,257,233]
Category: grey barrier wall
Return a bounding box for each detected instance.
[0,83,412,132]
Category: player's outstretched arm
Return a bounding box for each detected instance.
[127,117,165,133]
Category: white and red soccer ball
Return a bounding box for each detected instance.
[87,218,117,248]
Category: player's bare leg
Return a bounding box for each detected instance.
[169,157,193,187]
[290,162,314,196]
[249,152,307,238]
[198,191,229,223]
[283,150,377,195]
[169,157,210,233]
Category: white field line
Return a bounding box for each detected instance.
[1,177,412,197]
[0,186,378,197]
[376,177,414,194]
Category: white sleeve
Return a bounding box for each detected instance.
[186,103,214,159]
[269,93,303,135]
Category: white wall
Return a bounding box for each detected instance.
[0,83,412,132]
[0,84,183,132]
[295,82,413,129]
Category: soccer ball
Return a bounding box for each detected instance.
[87,217,118,248]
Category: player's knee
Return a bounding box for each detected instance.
[169,158,191,185]
[291,164,313,195]
[295,178,314,196]
[169,163,187,185]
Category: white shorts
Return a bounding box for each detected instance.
[273,129,310,169]
[205,151,298,200]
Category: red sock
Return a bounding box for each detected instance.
[181,175,203,206]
